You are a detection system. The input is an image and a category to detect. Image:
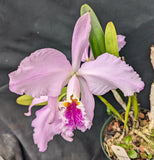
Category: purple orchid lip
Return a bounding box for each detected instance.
[60,95,89,139]
[8,12,144,152]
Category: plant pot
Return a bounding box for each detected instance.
[100,108,151,160]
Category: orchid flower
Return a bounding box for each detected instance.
[9,13,144,152]
[81,35,126,62]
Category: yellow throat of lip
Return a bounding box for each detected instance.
[62,95,81,107]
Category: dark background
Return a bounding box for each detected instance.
[0,0,154,159]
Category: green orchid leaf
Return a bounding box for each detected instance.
[117,143,127,149]
[128,149,138,159]
[80,4,106,59]
[16,95,47,106]
[105,22,119,57]
[124,135,132,145]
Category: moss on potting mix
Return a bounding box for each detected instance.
[8,3,154,159]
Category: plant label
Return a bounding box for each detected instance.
[111,145,130,160]
[0,156,4,160]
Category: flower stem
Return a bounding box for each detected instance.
[132,93,138,120]
[97,95,124,123]
[124,96,131,130]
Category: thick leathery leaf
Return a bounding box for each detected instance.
[80,4,106,59]
[105,22,119,57]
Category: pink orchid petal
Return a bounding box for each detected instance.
[78,77,95,128]
[72,13,91,71]
[9,48,72,97]
[32,97,64,152]
[67,75,80,99]
[78,53,144,96]
[89,49,94,61]
[81,43,89,62]
[24,96,48,116]
[117,35,126,51]
[61,133,73,142]
[81,43,94,62]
